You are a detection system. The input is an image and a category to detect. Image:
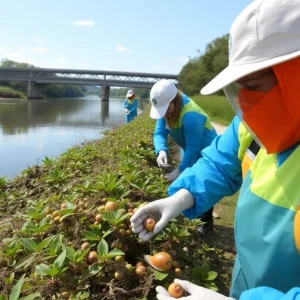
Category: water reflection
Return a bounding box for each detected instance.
[0,96,148,178]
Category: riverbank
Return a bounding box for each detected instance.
[0,105,236,299]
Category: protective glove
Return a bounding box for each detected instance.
[156,150,172,170]
[165,168,181,182]
[130,189,194,241]
[125,108,129,114]
[156,279,235,300]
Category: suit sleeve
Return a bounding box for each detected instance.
[240,287,300,300]
[123,99,128,109]
[168,116,243,218]
[153,118,169,155]
[178,111,206,172]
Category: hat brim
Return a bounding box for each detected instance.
[201,50,300,95]
[150,104,169,119]
[126,93,134,98]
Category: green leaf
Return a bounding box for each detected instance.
[15,256,35,270]
[203,282,218,291]
[97,239,108,256]
[153,269,168,281]
[0,295,8,300]
[21,238,37,253]
[83,231,100,241]
[60,213,75,221]
[106,249,124,259]
[9,274,25,300]
[76,248,90,262]
[38,235,56,251]
[53,249,66,270]
[21,292,41,300]
[35,264,51,276]
[65,246,77,262]
[83,262,103,277]
[206,271,218,281]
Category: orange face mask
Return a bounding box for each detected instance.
[238,57,300,154]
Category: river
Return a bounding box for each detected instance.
[0,95,147,178]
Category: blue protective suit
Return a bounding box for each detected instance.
[123,98,138,123]
[240,287,300,300]
[153,93,217,172]
[168,115,300,299]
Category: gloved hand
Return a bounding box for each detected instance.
[130,189,194,241]
[156,150,172,170]
[125,108,129,114]
[156,279,235,300]
[165,168,181,182]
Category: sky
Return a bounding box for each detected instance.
[0,0,253,75]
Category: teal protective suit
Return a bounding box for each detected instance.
[169,116,300,299]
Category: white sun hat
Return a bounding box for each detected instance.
[126,90,134,98]
[150,79,177,119]
[201,0,300,95]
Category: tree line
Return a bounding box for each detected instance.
[178,34,229,96]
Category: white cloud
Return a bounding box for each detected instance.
[32,47,46,54]
[36,37,44,43]
[71,20,95,27]
[115,46,132,53]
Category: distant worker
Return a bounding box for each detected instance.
[123,89,138,123]
[150,79,217,234]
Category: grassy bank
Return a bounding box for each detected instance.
[0,86,26,99]
[0,108,236,299]
[192,95,235,126]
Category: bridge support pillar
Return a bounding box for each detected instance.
[27,81,43,99]
[101,85,110,101]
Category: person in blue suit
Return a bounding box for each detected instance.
[123,89,138,123]
[150,79,217,234]
[131,0,300,299]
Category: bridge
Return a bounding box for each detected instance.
[0,67,178,100]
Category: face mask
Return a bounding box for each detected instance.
[237,58,300,154]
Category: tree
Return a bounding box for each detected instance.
[178,34,229,95]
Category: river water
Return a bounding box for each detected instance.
[0,95,147,178]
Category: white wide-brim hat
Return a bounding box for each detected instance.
[126,90,134,98]
[201,0,300,95]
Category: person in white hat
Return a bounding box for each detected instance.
[131,0,300,299]
[149,79,217,234]
[123,89,138,123]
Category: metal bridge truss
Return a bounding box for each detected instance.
[0,68,178,88]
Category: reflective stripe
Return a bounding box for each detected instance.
[174,97,214,130]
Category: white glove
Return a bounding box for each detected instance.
[125,108,129,114]
[165,168,181,182]
[130,189,194,241]
[156,279,235,300]
[156,150,171,170]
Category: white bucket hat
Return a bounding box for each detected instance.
[201,0,300,95]
[150,79,177,119]
[126,90,134,98]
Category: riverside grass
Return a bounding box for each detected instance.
[0,106,236,299]
[192,95,235,126]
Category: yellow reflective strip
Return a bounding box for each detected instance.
[175,98,213,129]
[294,204,300,253]
[249,146,300,211]
[237,122,253,161]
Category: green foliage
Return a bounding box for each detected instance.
[192,94,235,126]
[0,86,25,98]
[43,84,84,98]
[178,34,229,96]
